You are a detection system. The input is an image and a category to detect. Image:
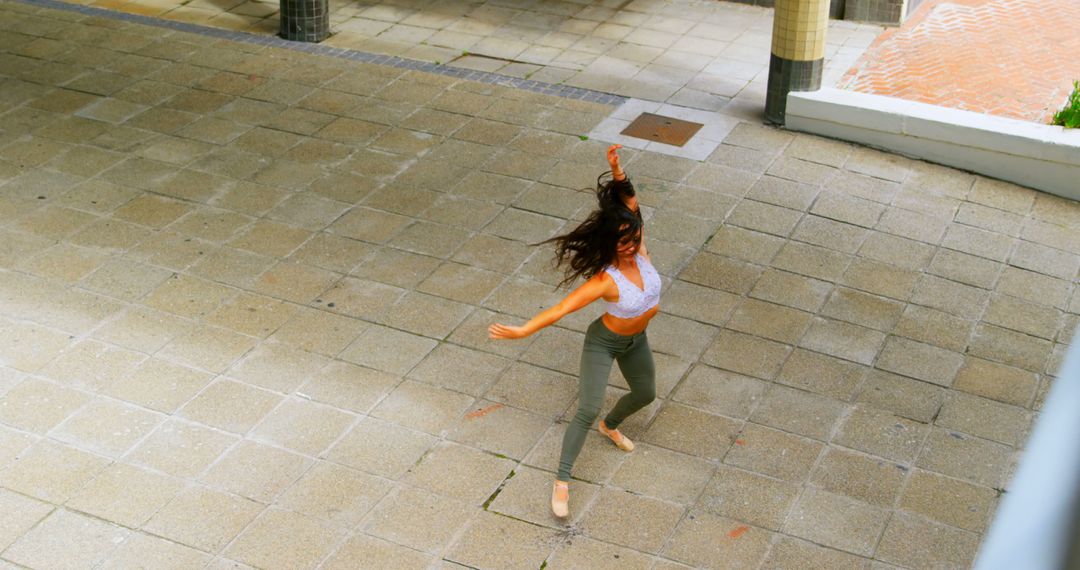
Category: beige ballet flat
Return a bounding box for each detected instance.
[552,481,569,518]
[599,420,635,452]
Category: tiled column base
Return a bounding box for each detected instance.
[279,0,328,42]
[765,55,823,124]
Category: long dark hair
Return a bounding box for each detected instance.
[541,172,643,289]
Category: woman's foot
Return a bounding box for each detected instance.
[552,481,570,518]
[599,420,635,452]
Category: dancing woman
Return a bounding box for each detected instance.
[488,144,660,518]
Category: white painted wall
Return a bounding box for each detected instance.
[786,88,1080,201]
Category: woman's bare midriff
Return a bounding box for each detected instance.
[601,305,658,336]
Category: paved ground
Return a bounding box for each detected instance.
[54,0,884,119]
[1,0,1079,569]
[841,0,1080,123]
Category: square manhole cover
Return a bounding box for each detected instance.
[620,113,704,147]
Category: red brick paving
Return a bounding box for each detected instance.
[840,0,1080,123]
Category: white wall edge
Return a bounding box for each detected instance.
[786,88,1080,201]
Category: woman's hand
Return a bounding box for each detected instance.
[488,323,529,340]
[609,143,626,179]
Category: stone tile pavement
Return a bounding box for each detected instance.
[52,0,883,118]
[1,1,1080,569]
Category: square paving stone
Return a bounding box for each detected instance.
[916,427,1013,488]
[519,325,585,376]
[250,397,355,455]
[448,400,549,459]
[382,291,474,339]
[340,325,437,375]
[0,488,53,552]
[746,176,821,211]
[854,370,944,423]
[784,488,888,556]
[664,511,772,569]
[876,336,964,387]
[352,247,442,289]
[157,325,258,374]
[643,402,741,460]
[405,441,516,506]
[761,535,871,570]
[578,487,685,553]
[200,440,311,503]
[364,486,477,554]
[679,252,765,295]
[983,293,1061,340]
[750,385,846,441]
[673,364,768,418]
[750,268,833,313]
[179,379,281,434]
[893,304,975,353]
[696,465,799,530]
[548,535,654,570]
[654,280,741,328]
[776,348,867,400]
[144,486,263,552]
[417,262,506,304]
[447,308,536,359]
[705,225,785,265]
[300,360,401,414]
[226,343,331,394]
[899,469,997,532]
[611,444,715,504]
[952,357,1038,407]
[487,465,600,528]
[3,509,128,570]
[38,339,144,393]
[203,293,296,339]
[840,258,919,301]
[820,286,904,332]
[701,330,791,381]
[935,392,1030,445]
[800,317,885,365]
[51,397,163,457]
[65,462,184,527]
[446,510,563,570]
[486,361,578,417]
[810,446,907,507]
[727,298,813,345]
[724,423,823,482]
[0,378,91,433]
[224,509,343,570]
[327,417,437,478]
[968,322,1053,372]
[1,440,109,503]
[251,262,340,304]
[370,380,475,435]
[323,535,434,569]
[269,307,367,356]
[408,343,511,396]
[772,241,852,282]
[98,532,211,570]
[834,406,928,463]
[126,419,237,478]
[726,199,803,237]
[272,456,392,517]
[875,512,980,570]
[643,312,721,360]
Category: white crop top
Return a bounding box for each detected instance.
[604,254,661,319]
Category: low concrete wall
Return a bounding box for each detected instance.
[786,88,1080,201]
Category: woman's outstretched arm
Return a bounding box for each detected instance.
[488,273,610,340]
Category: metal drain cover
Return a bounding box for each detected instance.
[620,113,704,146]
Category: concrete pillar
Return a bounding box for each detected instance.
[764,0,829,124]
[279,0,329,42]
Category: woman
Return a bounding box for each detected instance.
[488,144,661,518]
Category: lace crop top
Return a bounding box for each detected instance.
[604,254,661,319]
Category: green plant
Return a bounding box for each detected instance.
[1051,80,1080,128]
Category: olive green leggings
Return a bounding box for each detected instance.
[558,317,656,481]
